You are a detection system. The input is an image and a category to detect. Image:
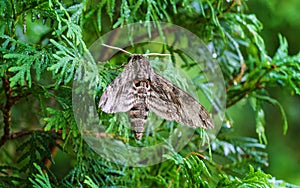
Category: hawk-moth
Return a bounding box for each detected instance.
[99,55,214,140]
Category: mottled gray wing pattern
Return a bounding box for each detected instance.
[148,72,214,129]
[99,65,135,113]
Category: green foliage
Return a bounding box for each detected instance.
[61,144,125,186]
[29,163,52,188]
[44,107,77,139]
[1,35,52,87]
[218,165,272,187]
[0,0,299,187]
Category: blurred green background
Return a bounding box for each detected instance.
[228,0,300,185]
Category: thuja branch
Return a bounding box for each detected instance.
[0,77,13,147]
[0,77,30,148]
[226,64,276,108]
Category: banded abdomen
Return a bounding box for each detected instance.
[129,80,150,140]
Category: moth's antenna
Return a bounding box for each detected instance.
[145,53,171,56]
[101,43,133,56]
[102,43,170,57]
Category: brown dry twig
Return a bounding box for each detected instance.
[0,77,31,148]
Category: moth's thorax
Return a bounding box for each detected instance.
[130,55,153,81]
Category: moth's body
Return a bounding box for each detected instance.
[129,80,150,140]
[127,56,152,139]
[99,55,214,140]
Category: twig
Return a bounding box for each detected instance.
[185,151,205,159]
[0,78,13,148]
[227,63,247,90]
[0,77,31,148]
[9,128,44,139]
[226,65,276,108]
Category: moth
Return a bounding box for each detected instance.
[99,55,214,140]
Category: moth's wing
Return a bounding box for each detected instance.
[148,72,214,129]
[99,66,135,113]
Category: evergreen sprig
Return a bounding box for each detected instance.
[29,163,52,188]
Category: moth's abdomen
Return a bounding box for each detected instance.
[129,80,150,140]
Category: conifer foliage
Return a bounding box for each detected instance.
[0,0,299,187]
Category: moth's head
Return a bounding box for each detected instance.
[130,54,147,63]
